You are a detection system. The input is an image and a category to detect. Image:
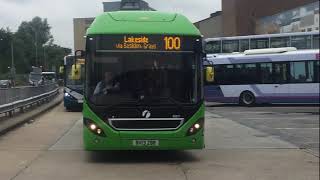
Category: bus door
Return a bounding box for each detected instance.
[272,62,290,101]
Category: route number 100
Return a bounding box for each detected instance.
[164,37,181,50]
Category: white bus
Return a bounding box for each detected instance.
[42,72,57,83]
[205,31,319,54]
[204,48,320,105]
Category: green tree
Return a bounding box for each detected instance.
[0,28,14,75]
[45,44,71,72]
[0,16,71,75]
[15,16,53,71]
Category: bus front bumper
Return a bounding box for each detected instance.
[83,127,204,151]
[64,96,83,109]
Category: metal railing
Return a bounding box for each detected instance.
[0,83,59,116]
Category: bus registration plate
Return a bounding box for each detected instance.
[133,140,159,147]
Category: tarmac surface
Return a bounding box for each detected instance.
[0,103,318,180]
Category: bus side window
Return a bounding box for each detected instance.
[205,41,221,54]
[313,35,319,49]
[313,61,319,83]
[240,39,249,52]
[291,35,312,49]
[290,61,307,83]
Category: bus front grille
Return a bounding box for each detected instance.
[108,118,184,131]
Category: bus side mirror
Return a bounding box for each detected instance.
[72,50,85,80]
[74,50,85,66]
[59,66,64,74]
[75,50,85,59]
[71,64,81,80]
[205,66,215,82]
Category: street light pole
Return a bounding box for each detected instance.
[11,41,14,70]
[43,45,46,71]
[35,31,38,67]
[10,40,16,85]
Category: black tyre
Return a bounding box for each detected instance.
[65,106,72,111]
[240,91,256,106]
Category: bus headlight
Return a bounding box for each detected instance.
[84,118,106,137]
[187,118,204,136]
[64,92,71,97]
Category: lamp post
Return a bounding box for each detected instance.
[35,31,38,67]
[42,44,46,71]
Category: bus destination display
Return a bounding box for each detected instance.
[96,35,196,52]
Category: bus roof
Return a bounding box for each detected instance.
[205,31,319,42]
[42,72,56,75]
[87,11,201,36]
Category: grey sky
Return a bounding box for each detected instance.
[0,0,221,49]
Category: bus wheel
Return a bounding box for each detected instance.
[240,91,255,106]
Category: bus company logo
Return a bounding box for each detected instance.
[142,110,151,118]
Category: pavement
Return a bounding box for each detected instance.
[0,103,318,180]
[206,104,320,157]
[0,90,62,134]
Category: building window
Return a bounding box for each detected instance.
[291,35,312,49]
[239,39,250,52]
[85,19,94,24]
[222,40,239,53]
[205,41,221,54]
[250,38,269,49]
[270,37,290,48]
[121,2,140,9]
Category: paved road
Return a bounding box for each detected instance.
[0,103,318,180]
[206,104,320,156]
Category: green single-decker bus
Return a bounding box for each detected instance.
[81,11,205,150]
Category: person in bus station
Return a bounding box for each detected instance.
[93,72,120,96]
